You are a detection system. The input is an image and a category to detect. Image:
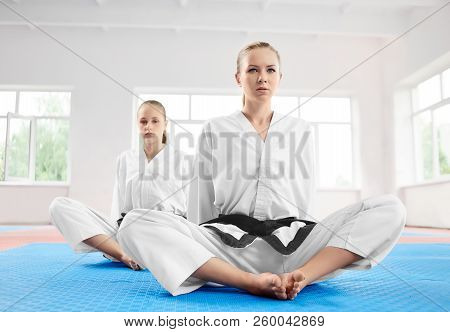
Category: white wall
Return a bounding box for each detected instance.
[381,6,450,228]
[400,181,450,228]
[0,184,68,224]
[0,24,408,224]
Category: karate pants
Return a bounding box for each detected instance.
[49,197,118,253]
[117,194,406,296]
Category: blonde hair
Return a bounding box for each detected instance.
[138,100,167,144]
[236,41,281,107]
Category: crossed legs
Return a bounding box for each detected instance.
[192,195,405,300]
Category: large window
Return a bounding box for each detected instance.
[0,90,71,183]
[412,68,450,182]
[136,93,354,188]
[300,97,353,188]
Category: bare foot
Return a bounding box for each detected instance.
[120,254,142,271]
[278,270,308,300]
[247,272,287,300]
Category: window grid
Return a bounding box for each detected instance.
[299,96,353,188]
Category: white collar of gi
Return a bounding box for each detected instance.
[235,110,281,141]
[138,144,170,176]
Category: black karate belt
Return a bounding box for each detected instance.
[200,214,317,255]
[116,212,127,227]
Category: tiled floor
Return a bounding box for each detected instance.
[0,225,449,251]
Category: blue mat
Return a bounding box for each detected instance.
[0,243,449,312]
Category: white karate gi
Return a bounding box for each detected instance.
[117,111,406,296]
[49,145,190,253]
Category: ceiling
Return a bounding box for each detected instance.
[0,0,448,38]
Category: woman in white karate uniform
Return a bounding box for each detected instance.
[117,42,406,299]
[50,100,189,270]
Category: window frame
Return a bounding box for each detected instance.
[0,88,71,185]
[411,68,450,183]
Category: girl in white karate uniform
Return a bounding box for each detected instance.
[50,100,189,270]
[117,42,406,299]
